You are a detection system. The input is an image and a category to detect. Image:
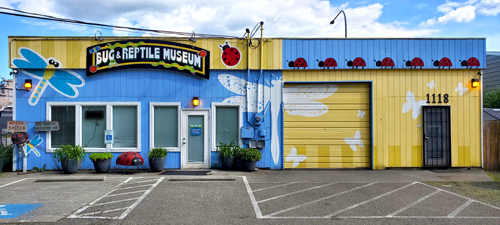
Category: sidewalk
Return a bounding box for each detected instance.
[0,168,492,183]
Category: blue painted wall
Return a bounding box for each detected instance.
[15,69,283,170]
[283,39,486,70]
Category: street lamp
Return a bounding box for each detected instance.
[330,10,347,38]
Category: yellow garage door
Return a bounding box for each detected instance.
[283,82,371,169]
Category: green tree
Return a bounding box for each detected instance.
[484,88,500,108]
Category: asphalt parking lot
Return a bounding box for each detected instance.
[0,170,499,224]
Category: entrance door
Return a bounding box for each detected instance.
[422,106,451,167]
[181,110,209,169]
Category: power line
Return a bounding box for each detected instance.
[0,7,239,38]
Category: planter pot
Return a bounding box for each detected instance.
[61,159,80,174]
[92,158,112,173]
[240,160,257,171]
[149,157,166,172]
[219,156,235,170]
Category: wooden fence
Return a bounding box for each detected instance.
[484,120,500,170]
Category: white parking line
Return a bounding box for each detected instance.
[253,182,297,192]
[0,178,33,188]
[115,184,154,190]
[117,177,164,219]
[386,189,441,217]
[106,190,147,197]
[80,207,129,216]
[135,179,160,184]
[242,176,263,219]
[324,182,416,218]
[263,183,376,218]
[448,199,474,218]
[92,197,140,207]
[257,183,338,204]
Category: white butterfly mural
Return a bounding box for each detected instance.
[344,130,363,151]
[219,74,282,166]
[402,91,427,119]
[285,147,307,168]
[357,110,366,119]
[427,80,436,89]
[283,84,338,117]
[455,82,469,96]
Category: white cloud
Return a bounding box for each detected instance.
[422,0,500,27]
[1,0,438,38]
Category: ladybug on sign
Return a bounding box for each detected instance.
[459,57,480,69]
[432,57,452,69]
[219,41,241,67]
[403,57,425,69]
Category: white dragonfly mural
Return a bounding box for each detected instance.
[455,82,469,96]
[284,84,338,117]
[285,147,306,168]
[12,48,85,106]
[344,130,364,151]
[27,134,43,157]
[218,74,282,166]
[402,91,427,119]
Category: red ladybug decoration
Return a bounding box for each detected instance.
[374,57,395,69]
[317,58,337,69]
[346,57,366,69]
[432,57,452,69]
[404,57,424,69]
[460,57,480,69]
[199,50,207,58]
[219,41,241,67]
[116,151,144,166]
[294,58,308,69]
[89,65,97,73]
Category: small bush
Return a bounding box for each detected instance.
[237,148,261,161]
[0,144,13,161]
[89,152,114,161]
[216,141,239,158]
[53,145,86,162]
[149,147,168,158]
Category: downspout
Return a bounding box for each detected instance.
[10,39,16,172]
[258,22,264,141]
[481,70,483,168]
[246,30,252,128]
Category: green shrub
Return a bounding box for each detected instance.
[89,152,114,161]
[0,144,13,161]
[237,148,262,161]
[216,141,240,158]
[53,145,86,162]
[148,147,168,158]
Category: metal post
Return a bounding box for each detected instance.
[330,10,347,38]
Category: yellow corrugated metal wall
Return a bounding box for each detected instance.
[284,83,371,168]
[9,37,282,70]
[283,69,481,169]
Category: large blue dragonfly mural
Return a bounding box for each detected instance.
[12,48,85,106]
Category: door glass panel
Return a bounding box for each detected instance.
[113,106,137,148]
[188,115,204,162]
[216,107,238,145]
[423,107,451,167]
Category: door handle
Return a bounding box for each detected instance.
[424,133,429,139]
[182,141,186,145]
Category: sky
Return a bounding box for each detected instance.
[0,0,499,79]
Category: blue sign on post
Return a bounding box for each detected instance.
[0,204,43,219]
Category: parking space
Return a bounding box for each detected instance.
[245,181,500,220]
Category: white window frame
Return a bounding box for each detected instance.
[46,102,141,153]
[149,102,181,152]
[211,103,243,152]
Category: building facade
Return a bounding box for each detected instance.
[9,37,485,170]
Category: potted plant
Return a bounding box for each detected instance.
[53,145,86,174]
[237,148,261,171]
[148,147,167,172]
[89,152,114,173]
[216,141,239,170]
[0,144,13,172]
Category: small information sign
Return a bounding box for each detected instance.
[191,128,202,136]
[7,121,27,133]
[34,121,60,132]
[105,130,114,144]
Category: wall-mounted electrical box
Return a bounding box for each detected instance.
[241,127,254,139]
[249,140,265,149]
[85,110,104,119]
[258,129,266,137]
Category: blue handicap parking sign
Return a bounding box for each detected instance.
[0,204,43,219]
[106,135,112,141]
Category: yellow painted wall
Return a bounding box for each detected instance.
[9,37,282,70]
[283,69,481,169]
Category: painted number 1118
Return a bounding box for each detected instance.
[426,93,449,103]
